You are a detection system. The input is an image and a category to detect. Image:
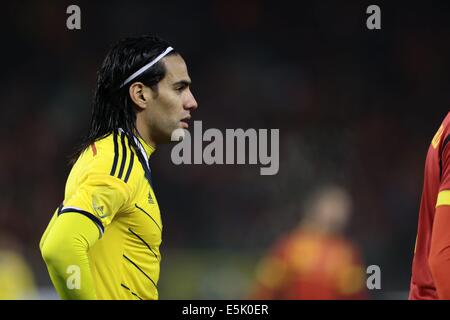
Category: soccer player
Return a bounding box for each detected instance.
[249,185,367,299]
[39,35,198,300]
[410,113,450,300]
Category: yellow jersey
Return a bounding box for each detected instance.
[44,129,162,300]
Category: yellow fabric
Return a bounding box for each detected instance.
[432,125,444,149]
[40,131,162,300]
[436,190,450,207]
[0,250,37,299]
[40,212,98,299]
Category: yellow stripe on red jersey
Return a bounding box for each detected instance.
[436,190,450,207]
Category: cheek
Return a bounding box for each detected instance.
[162,95,182,120]
[153,95,181,129]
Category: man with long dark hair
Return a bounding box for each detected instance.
[39,35,198,300]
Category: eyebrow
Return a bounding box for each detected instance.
[172,80,191,87]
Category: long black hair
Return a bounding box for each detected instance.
[71,35,178,164]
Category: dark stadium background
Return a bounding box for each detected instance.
[1,0,450,299]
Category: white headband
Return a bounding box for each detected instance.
[120,46,174,88]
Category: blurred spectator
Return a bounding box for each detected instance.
[0,233,37,299]
[249,184,367,299]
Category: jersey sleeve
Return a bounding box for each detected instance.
[61,173,132,235]
[40,212,99,300]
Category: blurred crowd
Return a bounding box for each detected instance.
[1,1,450,298]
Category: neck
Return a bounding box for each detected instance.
[300,221,337,235]
[135,116,156,149]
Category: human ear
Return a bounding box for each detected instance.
[129,82,149,110]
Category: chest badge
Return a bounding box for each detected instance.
[148,192,154,205]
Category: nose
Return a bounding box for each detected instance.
[184,89,198,111]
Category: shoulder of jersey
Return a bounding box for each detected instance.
[431,114,450,150]
[84,131,141,185]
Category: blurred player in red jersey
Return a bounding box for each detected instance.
[249,185,367,300]
[410,112,450,300]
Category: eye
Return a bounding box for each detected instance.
[173,81,191,94]
[175,84,188,93]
